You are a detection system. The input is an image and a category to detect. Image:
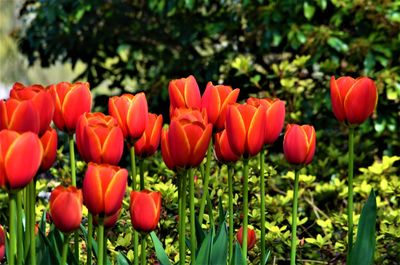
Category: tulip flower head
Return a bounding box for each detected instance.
[0,130,43,191]
[76,112,124,165]
[283,124,316,166]
[330,76,378,125]
[214,129,240,163]
[169,75,201,114]
[130,190,161,233]
[134,113,163,158]
[247,97,285,145]
[237,226,256,251]
[201,82,240,131]
[39,127,58,172]
[83,163,128,217]
[49,82,92,133]
[50,186,83,233]
[0,225,4,261]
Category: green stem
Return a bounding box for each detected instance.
[141,234,147,265]
[9,192,17,265]
[227,165,234,264]
[260,149,266,263]
[30,181,36,265]
[61,233,70,265]
[242,159,249,264]
[198,140,213,224]
[87,213,93,265]
[97,219,105,265]
[179,171,187,265]
[290,169,300,265]
[130,146,139,265]
[189,168,196,264]
[346,127,355,263]
[16,191,23,265]
[69,134,76,186]
[139,159,145,190]
[24,186,30,258]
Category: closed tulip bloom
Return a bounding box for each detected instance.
[0,130,43,191]
[330,76,378,125]
[169,75,201,114]
[76,112,124,165]
[225,103,266,158]
[201,82,240,131]
[49,82,92,132]
[134,113,163,158]
[283,124,316,165]
[214,129,240,163]
[130,190,161,233]
[247,97,285,145]
[0,225,4,261]
[82,163,128,216]
[10,82,54,136]
[108,93,148,141]
[50,186,83,233]
[161,109,212,169]
[40,127,58,172]
[237,226,256,251]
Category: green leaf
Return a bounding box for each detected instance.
[231,242,243,265]
[303,2,316,20]
[195,216,206,246]
[350,190,377,265]
[262,249,271,265]
[196,228,214,265]
[116,252,130,265]
[327,37,349,52]
[210,223,228,264]
[150,231,172,265]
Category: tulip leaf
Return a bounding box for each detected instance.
[36,225,61,265]
[262,249,271,265]
[195,216,206,246]
[350,190,377,265]
[210,222,228,265]
[231,242,244,265]
[116,251,130,265]
[150,231,172,265]
[196,227,214,265]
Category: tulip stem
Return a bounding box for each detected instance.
[260,149,266,263]
[290,169,300,265]
[139,159,145,190]
[130,146,139,265]
[242,159,249,264]
[179,171,187,265]
[9,192,17,265]
[189,168,196,264]
[97,219,105,265]
[347,127,355,263]
[68,134,76,186]
[16,191,23,265]
[87,213,93,265]
[227,165,234,264]
[29,180,37,265]
[61,233,70,265]
[24,186,31,258]
[141,234,147,265]
[198,139,213,225]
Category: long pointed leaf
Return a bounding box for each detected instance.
[210,222,228,265]
[150,231,172,265]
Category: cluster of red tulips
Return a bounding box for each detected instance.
[0,74,377,265]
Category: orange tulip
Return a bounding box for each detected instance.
[130,190,161,233]
[201,82,240,131]
[225,103,266,157]
[40,127,58,172]
[134,113,163,158]
[237,226,256,251]
[214,129,240,163]
[50,186,83,233]
[82,163,128,216]
[169,75,201,114]
[283,124,316,165]
[330,76,378,125]
[0,225,4,261]
[246,97,285,145]
[161,109,212,169]
[10,82,54,136]
[0,130,43,191]
[108,93,148,141]
[76,112,124,165]
[49,82,92,132]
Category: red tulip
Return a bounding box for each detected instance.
[214,129,240,163]
[330,76,378,125]
[225,103,266,158]
[283,124,316,165]
[50,186,83,233]
[130,190,161,233]
[0,225,4,261]
[0,98,40,134]
[134,113,163,158]
[10,82,54,136]
[201,82,240,131]
[169,75,201,114]
[108,93,148,141]
[76,112,124,165]
[82,163,128,216]
[246,97,285,145]
[93,209,121,229]
[237,226,256,251]
[40,127,58,172]
[49,82,92,132]
[161,109,212,169]
[0,130,43,191]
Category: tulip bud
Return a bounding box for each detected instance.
[76,112,124,165]
[40,127,58,172]
[330,76,378,125]
[214,129,240,163]
[130,190,161,233]
[0,130,43,191]
[283,124,316,166]
[0,225,5,261]
[237,226,256,251]
[169,75,201,114]
[0,98,40,134]
[50,186,83,233]
[134,113,163,158]
[49,82,92,133]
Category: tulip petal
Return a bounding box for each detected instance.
[264,100,285,145]
[303,125,316,165]
[101,127,124,165]
[51,192,82,233]
[62,83,92,131]
[169,80,186,109]
[83,164,104,215]
[161,130,174,169]
[130,191,160,232]
[168,120,190,168]
[127,93,148,139]
[104,169,127,216]
[108,97,129,137]
[216,88,240,130]
[283,125,308,165]
[190,124,212,166]
[201,82,221,125]
[225,105,246,156]
[8,100,40,134]
[247,106,266,156]
[330,76,347,123]
[184,75,201,109]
